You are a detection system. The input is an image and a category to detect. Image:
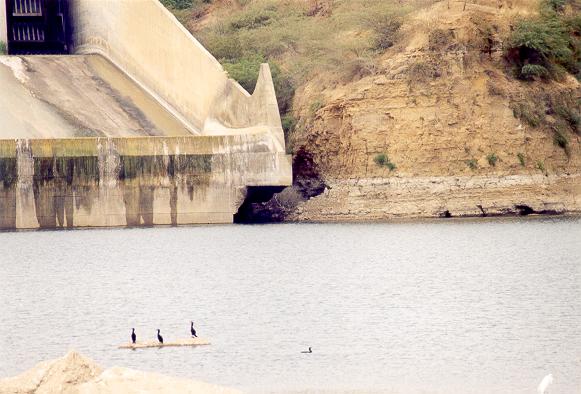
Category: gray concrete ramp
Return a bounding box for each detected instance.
[0,55,194,138]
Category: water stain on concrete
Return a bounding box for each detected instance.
[0,55,194,139]
[86,56,193,137]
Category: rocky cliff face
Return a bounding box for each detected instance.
[288,1,581,220]
[169,0,580,221]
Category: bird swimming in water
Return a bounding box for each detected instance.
[131,328,136,344]
[190,321,197,337]
[157,329,164,344]
[301,347,312,353]
[537,373,553,394]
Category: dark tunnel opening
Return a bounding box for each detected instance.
[234,186,287,223]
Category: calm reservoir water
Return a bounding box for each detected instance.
[0,218,580,393]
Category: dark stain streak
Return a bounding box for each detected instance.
[10,150,214,229]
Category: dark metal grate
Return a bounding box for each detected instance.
[11,23,46,42]
[6,0,71,54]
[12,0,43,16]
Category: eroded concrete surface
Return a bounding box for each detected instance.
[0,0,290,228]
[0,55,193,139]
[0,135,292,229]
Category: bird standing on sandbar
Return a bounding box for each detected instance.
[131,328,136,344]
[190,321,197,337]
[157,329,164,344]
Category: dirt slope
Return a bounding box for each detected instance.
[177,0,581,220]
[285,0,581,220]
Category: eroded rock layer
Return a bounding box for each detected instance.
[289,1,581,221]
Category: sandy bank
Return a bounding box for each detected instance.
[0,351,240,394]
[288,173,581,222]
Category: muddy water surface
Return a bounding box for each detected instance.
[0,218,580,393]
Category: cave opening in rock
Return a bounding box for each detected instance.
[515,205,535,216]
[234,186,287,223]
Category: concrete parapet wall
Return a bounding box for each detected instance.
[69,0,284,151]
[0,133,292,229]
[0,0,6,45]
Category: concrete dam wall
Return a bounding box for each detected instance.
[69,0,285,146]
[0,0,292,228]
[0,134,292,229]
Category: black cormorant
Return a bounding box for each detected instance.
[190,321,197,338]
[131,328,136,344]
[157,329,164,344]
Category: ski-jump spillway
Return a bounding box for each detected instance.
[0,0,292,229]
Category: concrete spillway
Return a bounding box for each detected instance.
[0,55,194,138]
[0,0,292,229]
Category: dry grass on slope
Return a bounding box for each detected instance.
[288,0,580,179]
[160,0,442,143]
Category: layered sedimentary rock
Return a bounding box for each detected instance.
[289,1,580,221]
[288,174,580,221]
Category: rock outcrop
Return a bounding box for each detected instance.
[289,1,581,221]
[0,351,240,394]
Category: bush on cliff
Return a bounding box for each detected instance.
[161,0,212,10]
[486,153,498,167]
[553,127,570,155]
[374,153,396,171]
[506,0,581,80]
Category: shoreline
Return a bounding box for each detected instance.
[0,212,578,233]
[287,173,581,223]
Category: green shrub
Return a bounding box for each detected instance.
[543,0,566,12]
[223,55,263,93]
[466,159,478,170]
[521,64,550,79]
[271,64,296,115]
[0,41,6,55]
[536,160,546,173]
[487,153,498,167]
[506,0,581,81]
[200,33,244,62]
[428,28,455,51]
[160,0,194,9]
[309,100,324,116]
[517,152,526,166]
[553,128,570,154]
[374,153,396,171]
[367,15,402,51]
[230,9,277,30]
[555,104,581,133]
[281,114,297,135]
[374,153,388,167]
[511,102,543,127]
[223,55,295,114]
[506,15,572,80]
